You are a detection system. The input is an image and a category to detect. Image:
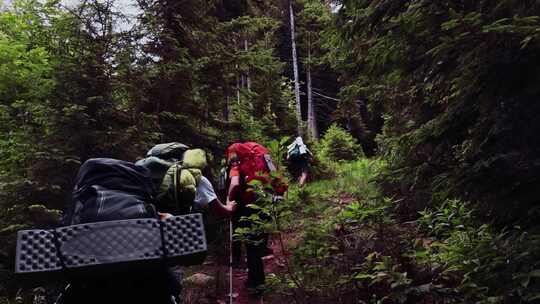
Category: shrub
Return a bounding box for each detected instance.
[306,153,336,181]
[317,124,364,162]
[413,200,540,303]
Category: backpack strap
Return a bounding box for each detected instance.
[173,163,180,212]
[263,154,276,172]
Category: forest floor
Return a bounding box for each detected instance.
[182,159,384,304]
[182,231,293,304]
[216,235,291,304]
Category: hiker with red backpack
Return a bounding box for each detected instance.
[222,142,287,296]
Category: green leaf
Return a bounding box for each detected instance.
[528,269,540,278]
[353,273,375,281]
[525,293,540,301]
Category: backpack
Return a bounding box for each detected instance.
[135,142,190,192]
[146,142,189,160]
[287,137,310,161]
[136,145,207,215]
[226,142,274,185]
[65,158,157,225]
[60,157,186,304]
[225,142,287,200]
[288,145,302,159]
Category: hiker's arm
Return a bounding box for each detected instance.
[193,176,236,217]
[226,175,240,204]
[210,198,236,217]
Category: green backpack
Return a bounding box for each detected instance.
[136,144,207,214]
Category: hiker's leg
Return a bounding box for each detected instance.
[167,266,183,302]
[129,270,177,304]
[246,234,266,287]
[290,159,300,185]
[299,171,308,187]
[232,240,242,267]
[298,157,309,187]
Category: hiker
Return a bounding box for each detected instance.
[135,143,237,218]
[58,157,185,304]
[159,173,237,219]
[287,136,312,187]
[56,144,236,304]
[137,143,237,300]
[223,142,287,296]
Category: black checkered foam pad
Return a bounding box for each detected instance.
[16,230,62,274]
[163,213,207,265]
[15,214,207,280]
[55,218,163,268]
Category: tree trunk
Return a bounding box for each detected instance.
[224,92,229,122]
[244,38,251,91]
[307,33,318,140]
[289,0,302,136]
[236,64,241,104]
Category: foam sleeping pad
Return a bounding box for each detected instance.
[15,213,207,284]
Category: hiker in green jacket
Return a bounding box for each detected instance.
[136,143,237,302]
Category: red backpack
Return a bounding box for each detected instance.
[225,142,287,198]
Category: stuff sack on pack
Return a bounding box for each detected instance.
[145,142,189,161]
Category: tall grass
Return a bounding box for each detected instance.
[289,158,385,201]
[281,158,386,233]
[268,158,389,303]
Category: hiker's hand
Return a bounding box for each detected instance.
[225,200,237,214]
[158,212,173,220]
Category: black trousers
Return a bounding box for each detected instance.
[232,206,267,287]
[289,155,309,178]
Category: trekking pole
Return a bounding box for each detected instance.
[229,219,233,304]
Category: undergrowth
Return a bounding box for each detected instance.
[253,156,540,304]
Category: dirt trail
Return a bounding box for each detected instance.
[215,236,287,304]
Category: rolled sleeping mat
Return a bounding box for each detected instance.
[15,213,207,284]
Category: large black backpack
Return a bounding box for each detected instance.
[58,158,182,304]
[65,158,157,225]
